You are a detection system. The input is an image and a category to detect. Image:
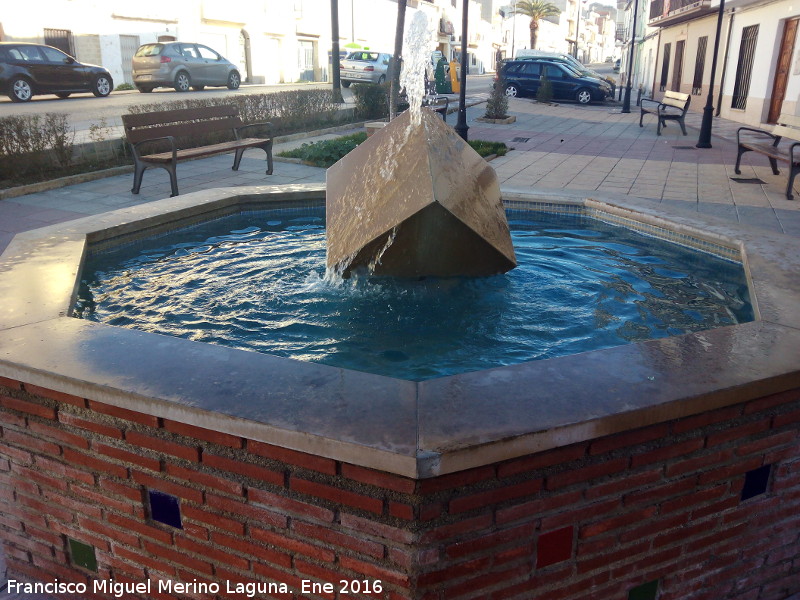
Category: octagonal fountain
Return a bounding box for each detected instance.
[1,18,799,599]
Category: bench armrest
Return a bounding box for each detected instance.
[640,97,662,111]
[235,121,274,140]
[737,126,779,146]
[131,135,177,161]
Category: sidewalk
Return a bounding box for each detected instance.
[1,94,798,259]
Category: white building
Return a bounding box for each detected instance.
[622,0,798,125]
[0,0,498,88]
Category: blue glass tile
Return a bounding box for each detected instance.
[148,489,183,528]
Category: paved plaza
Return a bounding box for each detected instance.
[1,95,798,260]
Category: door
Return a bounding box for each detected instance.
[543,64,572,100]
[38,45,86,90]
[197,44,227,85]
[298,40,315,81]
[671,40,685,92]
[767,18,798,123]
[119,35,140,85]
[518,61,541,95]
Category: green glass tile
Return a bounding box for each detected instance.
[628,580,658,600]
[68,537,97,572]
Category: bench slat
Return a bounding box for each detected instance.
[777,113,800,130]
[771,124,800,143]
[142,138,270,162]
[122,105,238,128]
[125,117,242,144]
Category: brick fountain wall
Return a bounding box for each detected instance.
[1,375,798,600]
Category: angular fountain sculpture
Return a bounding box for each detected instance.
[326,108,516,278]
[325,10,515,279]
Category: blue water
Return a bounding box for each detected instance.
[76,208,753,381]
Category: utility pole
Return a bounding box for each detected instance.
[331,0,344,104]
[696,0,725,148]
[454,0,470,141]
[620,0,639,113]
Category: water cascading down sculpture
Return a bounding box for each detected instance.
[326,13,516,278]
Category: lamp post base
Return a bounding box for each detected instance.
[696,103,715,148]
[621,84,632,114]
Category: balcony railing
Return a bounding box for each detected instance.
[648,0,715,26]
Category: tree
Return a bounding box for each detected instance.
[389,0,407,119]
[513,0,562,50]
[330,0,344,103]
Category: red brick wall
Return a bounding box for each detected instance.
[1,375,799,600]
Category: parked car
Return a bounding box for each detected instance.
[614,59,621,73]
[339,51,394,87]
[0,42,113,102]
[515,51,617,93]
[497,59,612,104]
[132,42,241,93]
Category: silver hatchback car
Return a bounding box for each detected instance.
[132,42,241,93]
[340,51,394,87]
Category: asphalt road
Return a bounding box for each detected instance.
[0,74,496,135]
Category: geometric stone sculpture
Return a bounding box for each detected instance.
[326,107,516,278]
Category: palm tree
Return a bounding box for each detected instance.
[330,0,343,103]
[513,0,562,50]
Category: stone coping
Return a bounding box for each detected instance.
[0,184,798,479]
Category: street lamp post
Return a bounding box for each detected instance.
[454,0,470,141]
[696,0,726,148]
[620,0,639,113]
[574,0,581,60]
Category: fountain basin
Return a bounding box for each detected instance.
[1,184,799,598]
[0,183,797,478]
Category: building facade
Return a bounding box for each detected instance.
[622,0,799,125]
[0,0,499,89]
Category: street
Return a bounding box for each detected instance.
[0,74,496,136]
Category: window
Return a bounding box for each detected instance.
[660,43,671,92]
[39,45,69,63]
[13,45,43,61]
[671,40,685,91]
[44,28,74,56]
[691,36,708,95]
[519,62,541,76]
[731,25,759,110]
[197,45,220,60]
[544,64,563,79]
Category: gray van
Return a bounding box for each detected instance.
[132,42,241,93]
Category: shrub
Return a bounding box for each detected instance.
[350,83,389,120]
[0,113,74,182]
[126,89,340,135]
[537,76,554,103]
[468,140,509,158]
[114,83,135,91]
[278,132,368,168]
[485,72,509,119]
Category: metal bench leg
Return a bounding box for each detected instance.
[131,162,146,194]
[166,163,179,197]
[657,118,663,136]
[734,146,749,175]
[264,141,273,175]
[678,118,687,136]
[232,148,245,171]
[786,164,798,200]
[639,111,645,128]
[768,157,780,175]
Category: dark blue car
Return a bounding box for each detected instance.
[497,59,611,104]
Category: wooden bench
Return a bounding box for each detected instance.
[122,105,273,197]
[639,90,691,136]
[735,113,800,200]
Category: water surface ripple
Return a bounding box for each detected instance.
[77,209,753,381]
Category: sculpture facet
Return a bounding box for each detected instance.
[326,108,516,278]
